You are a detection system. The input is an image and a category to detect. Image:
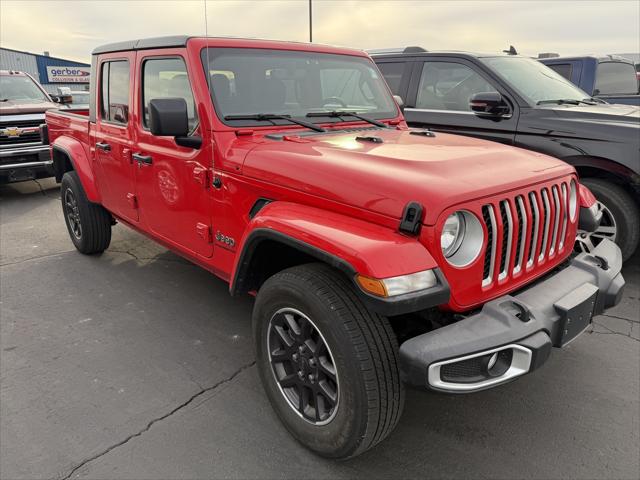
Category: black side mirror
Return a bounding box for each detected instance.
[148,98,201,149]
[52,94,72,105]
[149,98,189,137]
[469,92,511,119]
[393,94,405,113]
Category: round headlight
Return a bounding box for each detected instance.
[441,212,465,257]
[569,180,578,221]
[440,210,484,267]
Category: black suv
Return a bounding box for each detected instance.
[371,47,640,261]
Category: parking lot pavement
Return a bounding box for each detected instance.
[1,179,638,480]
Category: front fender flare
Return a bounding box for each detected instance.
[52,137,100,203]
[231,202,449,315]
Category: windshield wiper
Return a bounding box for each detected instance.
[305,111,388,128]
[536,99,597,106]
[224,113,326,133]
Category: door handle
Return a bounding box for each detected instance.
[95,142,111,152]
[132,153,153,165]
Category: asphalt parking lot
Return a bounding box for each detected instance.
[1,178,638,480]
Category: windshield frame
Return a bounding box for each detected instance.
[199,47,399,129]
[0,73,51,103]
[479,56,592,107]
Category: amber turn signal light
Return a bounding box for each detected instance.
[355,275,388,297]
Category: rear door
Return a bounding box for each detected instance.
[403,57,519,145]
[132,50,214,258]
[93,53,138,222]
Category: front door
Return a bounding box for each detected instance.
[132,52,213,258]
[403,58,519,145]
[94,53,138,222]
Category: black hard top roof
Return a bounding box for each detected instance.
[92,35,191,55]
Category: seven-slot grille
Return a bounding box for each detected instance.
[481,181,571,287]
[0,120,43,146]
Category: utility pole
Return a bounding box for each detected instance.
[309,0,313,42]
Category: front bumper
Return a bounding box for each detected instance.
[0,145,53,182]
[399,239,625,392]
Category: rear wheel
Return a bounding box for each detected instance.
[61,171,112,254]
[253,263,404,459]
[577,179,639,261]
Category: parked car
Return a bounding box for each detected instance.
[371,47,640,261]
[539,55,640,106]
[0,70,59,183]
[45,36,624,459]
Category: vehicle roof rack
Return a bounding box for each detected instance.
[538,52,560,59]
[403,46,427,54]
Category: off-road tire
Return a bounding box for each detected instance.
[581,178,639,261]
[61,171,112,254]
[253,263,404,459]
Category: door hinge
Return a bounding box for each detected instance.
[193,166,211,188]
[126,193,138,209]
[196,223,213,243]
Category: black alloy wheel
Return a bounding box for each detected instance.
[267,307,339,425]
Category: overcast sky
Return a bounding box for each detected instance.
[1,0,639,63]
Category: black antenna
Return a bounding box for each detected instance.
[309,0,313,42]
[503,45,518,55]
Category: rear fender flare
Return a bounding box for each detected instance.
[52,137,100,203]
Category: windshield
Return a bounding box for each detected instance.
[481,56,590,105]
[71,92,90,104]
[201,48,397,126]
[595,62,638,95]
[0,74,49,103]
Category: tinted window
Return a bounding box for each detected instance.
[142,57,198,130]
[377,62,405,94]
[595,62,638,95]
[100,60,129,124]
[201,48,397,126]
[547,63,572,81]
[416,62,497,111]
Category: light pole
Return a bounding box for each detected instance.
[309,0,313,42]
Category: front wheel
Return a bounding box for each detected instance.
[577,179,639,262]
[253,263,404,459]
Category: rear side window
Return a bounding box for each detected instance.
[595,62,638,95]
[142,57,198,130]
[546,63,572,81]
[100,60,130,124]
[377,62,405,94]
[416,61,497,111]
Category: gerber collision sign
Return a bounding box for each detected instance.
[46,66,90,83]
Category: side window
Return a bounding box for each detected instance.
[142,57,198,130]
[100,60,130,124]
[595,62,638,95]
[377,62,405,94]
[546,63,572,81]
[416,61,498,111]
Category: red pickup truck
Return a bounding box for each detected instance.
[45,36,624,459]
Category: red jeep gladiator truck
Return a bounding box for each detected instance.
[45,36,624,459]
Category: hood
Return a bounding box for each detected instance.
[542,102,640,124]
[242,128,574,224]
[0,99,59,116]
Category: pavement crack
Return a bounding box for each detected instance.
[110,249,194,266]
[58,360,256,480]
[33,179,60,199]
[0,250,75,267]
[599,313,640,324]
[590,319,639,343]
